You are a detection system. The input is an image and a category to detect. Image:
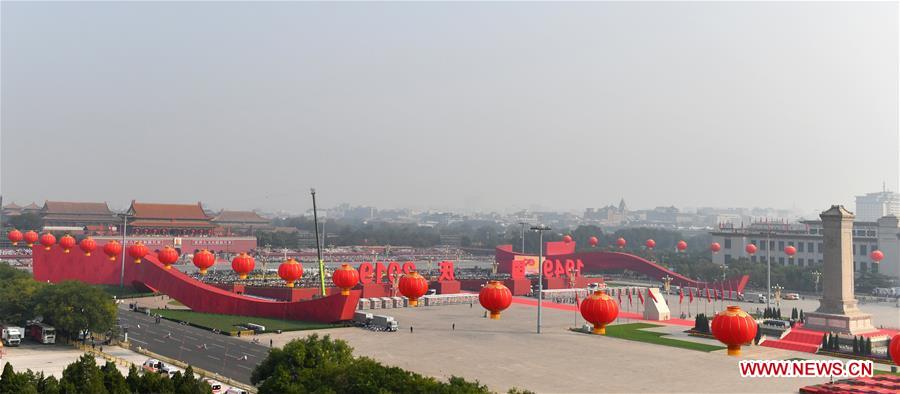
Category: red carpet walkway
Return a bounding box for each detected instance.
[760,324,900,354]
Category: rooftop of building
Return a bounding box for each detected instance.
[42,201,115,216]
[127,201,211,221]
[211,210,270,223]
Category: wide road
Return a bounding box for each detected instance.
[117,306,271,384]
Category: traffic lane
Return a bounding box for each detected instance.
[119,311,263,384]
[117,310,269,383]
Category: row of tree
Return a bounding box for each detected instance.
[761,307,782,319]
[251,334,532,394]
[821,333,874,356]
[0,263,117,340]
[0,355,212,393]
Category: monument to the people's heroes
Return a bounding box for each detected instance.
[803,205,876,334]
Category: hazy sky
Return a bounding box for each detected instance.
[2,2,898,214]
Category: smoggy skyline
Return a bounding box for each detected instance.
[2,2,898,214]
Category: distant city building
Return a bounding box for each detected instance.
[41,201,118,231]
[2,201,40,217]
[710,215,900,281]
[855,189,900,222]
[583,198,628,226]
[126,201,215,236]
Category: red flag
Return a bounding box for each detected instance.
[679,288,684,304]
[647,288,658,303]
[720,282,725,300]
[706,286,711,303]
[627,289,632,305]
[689,288,694,303]
[638,289,645,304]
[617,289,622,304]
[728,282,734,300]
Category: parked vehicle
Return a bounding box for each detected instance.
[204,379,225,394]
[1,325,24,346]
[756,294,768,304]
[26,321,56,344]
[225,388,249,394]
[142,358,178,376]
[353,311,373,326]
[371,315,398,332]
[783,293,800,300]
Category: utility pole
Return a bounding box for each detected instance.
[117,212,134,289]
[518,222,527,253]
[531,224,551,334]
[311,188,326,297]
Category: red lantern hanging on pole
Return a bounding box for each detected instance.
[745,244,757,255]
[128,242,149,264]
[332,264,360,295]
[579,290,619,335]
[562,235,573,244]
[479,281,512,320]
[58,234,76,254]
[784,245,796,258]
[588,236,599,247]
[710,242,721,254]
[870,250,884,263]
[399,271,428,307]
[711,305,757,356]
[192,249,216,274]
[79,237,97,256]
[231,252,255,279]
[7,229,23,246]
[157,246,180,269]
[39,233,56,251]
[616,237,627,249]
[889,333,900,366]
[278,258,303,287]
[676,240,688,252]
[23,230,39,247]
[103,240,122,261]
[645,239,656,250]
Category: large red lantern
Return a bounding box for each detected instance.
[784,245,796,258]
[398,271,429,307]
[23,230,39,247]
[79,237,97,256]
[889,333,900,366]
[745,244,757,255]
[332,264,360,295]
[278,258,303,287]
[479,281,512,319]
[7,229,23,246]
[870,250,884,263]
[103,240,122,261]
[192,249,216,274]
[58,235,76,254]
[676,240,688,252]
[157,246,180,269]
[711,305,757,356]
[39,233,56,251]
[128,242,149,264]
[231,252,255,279]
[588,236,599,247]
[562,235,573,244]
[710,242,721,254]
[645,239,656,250]
[616,237,627,249]
[580,290,619,335]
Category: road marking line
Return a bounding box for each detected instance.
[207,355,221,360]
[209,343,225,349]
[183,335,199,341]
[130,338,148,345]
[237,364,252,371]
[152,338,165,344]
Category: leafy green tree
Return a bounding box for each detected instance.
[33,281,116,340]
[59,354,107,394]
[100,361,129,394]
[6,213,43,232]
[172,366,212,394]
[36,374,60,394]
[1,363,37,393]
[0,276,46,324]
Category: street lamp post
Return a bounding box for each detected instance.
[117,213,134,289]
[310,188,326,297]
[812,271,822,295]
[765,229,772,309]
[530,224,551,334]
[518,222,527,253]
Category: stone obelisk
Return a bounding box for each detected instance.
[804,205,875,334]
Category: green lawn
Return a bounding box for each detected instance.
[151,308,338,333]
[95,284,155,299]
[600,323,726,352]
[167,299,185,307]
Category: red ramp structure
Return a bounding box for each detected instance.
[496,242,748,293]
[32,244,358,323]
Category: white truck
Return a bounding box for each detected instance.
[26,321,56,344]
[2,325,24,346]
[371,315,398,332]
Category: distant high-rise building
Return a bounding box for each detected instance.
[855,188,900,222]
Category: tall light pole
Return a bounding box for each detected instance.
[310,188,326,297]
[765,228,772,309]
[531,224,551,334]
[518,222,527,253]
[117,212,134,289]
[812,270,822,295]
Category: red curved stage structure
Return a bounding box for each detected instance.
[496,242,748,293]
[32,244,358,323]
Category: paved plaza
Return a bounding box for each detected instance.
[0,343,146,378]
[245,301,843,393]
